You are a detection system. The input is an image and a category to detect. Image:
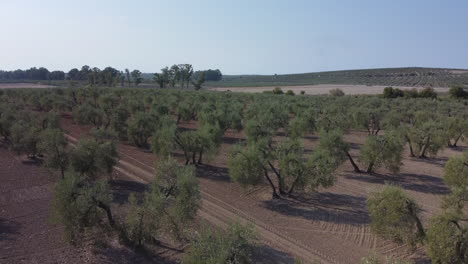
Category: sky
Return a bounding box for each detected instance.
[1,0,468,75]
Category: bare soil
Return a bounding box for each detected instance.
[0,140,179,264]
[60,116,466,264]
[0,83,56,89]
[209,84,449,95]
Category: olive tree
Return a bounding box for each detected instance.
[10,120,41,158]
[125,158,200,245]
[38,129,69,178]
[53,171,114,244]
[228,134,345,199]
[70,137,118,179]
[359,131,404,174]
[426,212,468,264]
[127,112,157,148]
[183,223,257,264]
[73,103,105,129]
[442,151,468,213]
[408,120,447,158]
[367,185,425,248]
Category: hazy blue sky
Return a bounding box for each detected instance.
[1,0,467,74]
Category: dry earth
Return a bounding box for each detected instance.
[209,84,450,95]
[59,115,466,264]
[0,83,56,89]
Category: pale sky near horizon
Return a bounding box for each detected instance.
[1,0,468,74]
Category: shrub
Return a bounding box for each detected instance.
[367,185,425,248]
[329,88,345,96]
[183,223,257,264]
[272,87,283,94]
[449,86,468,98]
[53,172,114,244]
[286,90,295,96]
[382,87,404,98]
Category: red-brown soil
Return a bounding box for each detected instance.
[0,140,179,264]
[59,115,466,264]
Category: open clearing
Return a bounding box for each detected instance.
[209,84,450,95]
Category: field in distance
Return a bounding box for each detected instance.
[209,84,450,95]
[204,67,468,88]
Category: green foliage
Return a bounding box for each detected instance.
[70,137,118,178]
[449,86,468,99]
[126,158,201,244]
[38,129,69,178]
[151,116,177,157]
[382,87,404,98]
[192,71,205,90]
[228,144,265,187]
[329,88,345,96]
[407,120,446,158]
[10,120,41,157]
[183,223,257,264]
[73,103,104,128]
[272,87,283,94]
[130,69,143,86]
[360,132,404,173]
[367,185,425,248]
[53,171,113,244]
[359,253,412,264]
[442,152,468,212]
[426,212,468,264]
[286,90,295,96]
[127,112,157,148]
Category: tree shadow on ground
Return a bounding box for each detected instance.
[91,241,179,264]
[254,244,296,264]
[263,192,370,225]
[0,218,21,241]
[222,135,245,145]
[195,164,231,182]
[344,172,450,195]
[110,180,148,205]
[410,156,448,168]
[349,142,363,150]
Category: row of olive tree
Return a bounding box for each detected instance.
[367,151,468,263]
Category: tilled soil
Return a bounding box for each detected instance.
[0,141,175,264]
[60,116,464,264]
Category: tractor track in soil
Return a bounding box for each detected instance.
[65,134,336,264]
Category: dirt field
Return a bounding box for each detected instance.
[209,84,450,95]
[0,83,56,89]
[59,115,466,264]
[0,139,181,264]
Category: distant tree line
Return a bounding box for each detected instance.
[193,69,222,81]
[0,67,65,81]
[1,65,222,90]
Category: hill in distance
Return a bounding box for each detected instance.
[200,67,468,88]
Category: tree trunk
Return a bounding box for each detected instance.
[184,151,189,165]
[192,152,196,165]
[406,200,425,240]
[287,175,300,196]
[405,135,415,157]
[95,199,115,227]
[367,162,374,174]
[263,169,279,199]
[60,166,65,179]
[419,136,431,158]
[197,150,203,165]
[267,161,285,194]
[453,134,463,147]
[345,151,361,173]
